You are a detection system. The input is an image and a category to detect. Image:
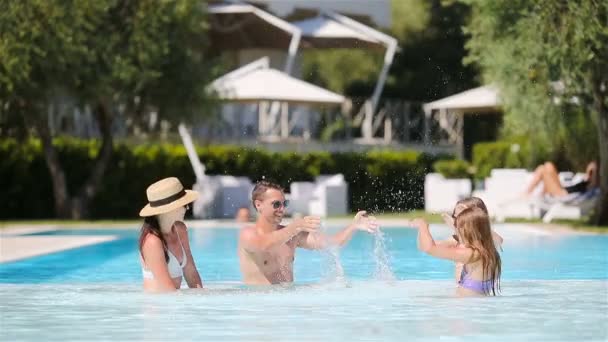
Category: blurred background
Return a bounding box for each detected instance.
[0,0,605,227]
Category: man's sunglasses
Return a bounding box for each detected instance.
[271,200,289,209]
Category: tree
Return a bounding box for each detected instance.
[462,0,608,224]
[300,0,479,102]
[301,49,383,96]
[385,0,480,101]
[0,0,218,218]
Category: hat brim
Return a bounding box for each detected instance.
[139,190,199,217]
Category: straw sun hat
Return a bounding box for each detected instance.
[139,177,199,217]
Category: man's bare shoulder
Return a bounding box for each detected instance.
[239,224,258,240]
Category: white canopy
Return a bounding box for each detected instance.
[208,3,300,50]
[292,11,398,133]
[211,58,345,105]
[423,85,501,114]
[292,13,385,49]
[248,0,392,28]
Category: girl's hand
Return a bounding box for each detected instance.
[411,218,429,230]
[441,212,455,229]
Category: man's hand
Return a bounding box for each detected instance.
[291,216,321,234]
[352,211,379,233]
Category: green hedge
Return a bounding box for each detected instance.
[0,138,441,219]
[433,159,471,179]
[472,141,529,179]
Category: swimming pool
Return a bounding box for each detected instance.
[1,224,607,341]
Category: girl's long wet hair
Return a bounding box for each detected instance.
[451,197,489,243]
[455,207,501,296]
[454,197,488,216]
[139,216,169,263]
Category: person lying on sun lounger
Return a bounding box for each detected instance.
[524,161,598,197]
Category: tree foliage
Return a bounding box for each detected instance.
[0,0,218,127]
[301,49,383,96]
[0,0,219,218]
[462,0,608,224]
[385,0,479,101]
[300,0,478,101]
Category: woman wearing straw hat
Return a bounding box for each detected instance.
[139,177,203,292]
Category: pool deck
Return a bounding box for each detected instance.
[0,235,118,263]
[0,219,595,264]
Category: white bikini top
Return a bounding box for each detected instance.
[142,230,187,279]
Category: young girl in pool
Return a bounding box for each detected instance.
[438,197,503,281]
[414,206,501,296]
[138,177,203,292]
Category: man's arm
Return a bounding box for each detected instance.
[240,217,320,252]
[298,211,378,250]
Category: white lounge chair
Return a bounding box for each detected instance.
[482,168,592,222]
[289,181,317,215]
[179,124,254,219]
[424,173,472,213]
[473,169,535,221]
[537,188,600,223]
[309,174,349,217]
[289,174,349,217]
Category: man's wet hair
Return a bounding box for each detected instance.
[251,180,284,207]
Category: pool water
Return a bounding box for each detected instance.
[1,224,607,341]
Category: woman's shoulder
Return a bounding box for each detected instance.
[141,233,163,249]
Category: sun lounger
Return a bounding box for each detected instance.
[481,169,593,222]
[538,188,600,223]
[289,174,349,217]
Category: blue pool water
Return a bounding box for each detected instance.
[1,224,607,341]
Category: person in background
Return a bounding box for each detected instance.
[524,161,598,197]
[235,207,252,223]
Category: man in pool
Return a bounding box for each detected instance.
[238,180,378,285]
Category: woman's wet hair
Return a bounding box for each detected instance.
[455,207,501,295]
[139,216,169,263]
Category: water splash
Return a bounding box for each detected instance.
[318,223,346,284]
[322,244,345,282]
[372,228,395,281]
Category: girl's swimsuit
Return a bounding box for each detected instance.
[458,265,493,294]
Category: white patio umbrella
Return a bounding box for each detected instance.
[211,58,344,105]
[208,2,301,73]
[210,57,344,138]
[423,85,501,114]
[292,11,398,140]
[422,85,501,155]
